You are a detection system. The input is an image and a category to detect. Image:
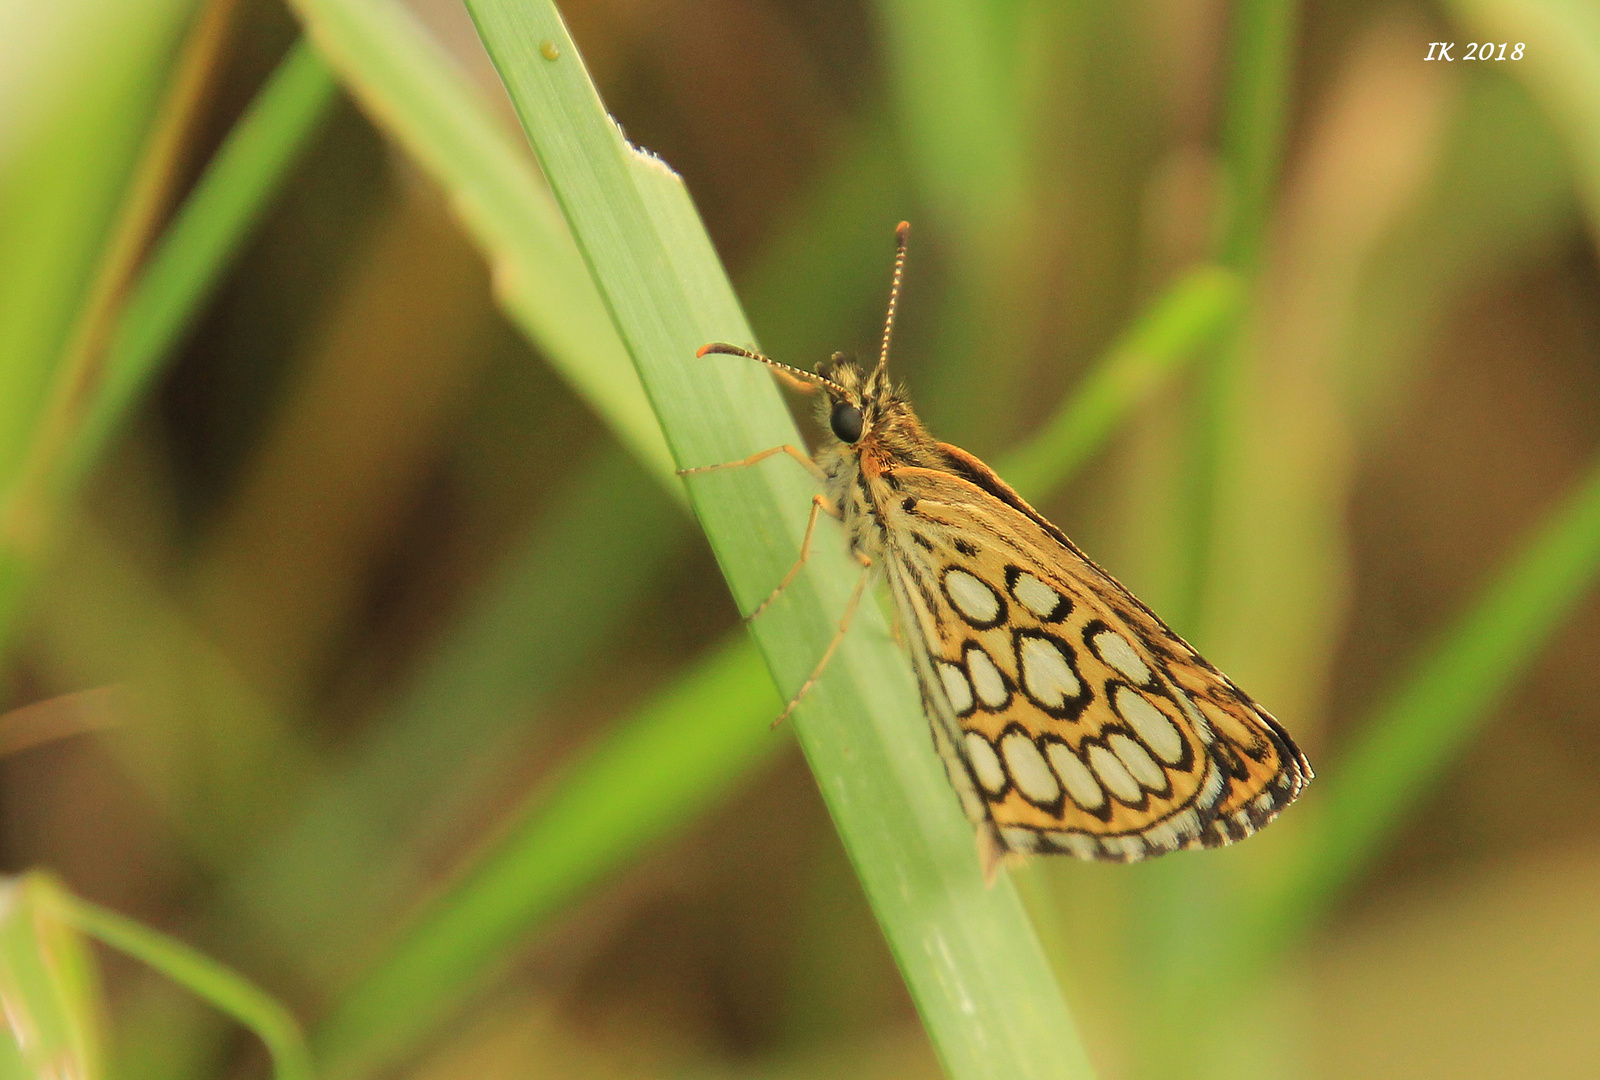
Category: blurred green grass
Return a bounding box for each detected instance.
[2,2,1599,1079]
[0,873,106,1080]
[35,873,312,1080]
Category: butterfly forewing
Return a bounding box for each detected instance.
[874,451,1308,863]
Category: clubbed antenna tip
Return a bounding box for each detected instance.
[877,222,911,374]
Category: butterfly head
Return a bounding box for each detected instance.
[813,350,908,446]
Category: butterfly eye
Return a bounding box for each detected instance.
[830,401,864,443]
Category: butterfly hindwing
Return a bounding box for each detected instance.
[877,456,1310,863]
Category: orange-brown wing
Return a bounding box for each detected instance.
[877,458,1311,863]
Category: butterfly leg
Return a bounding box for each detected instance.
[772,551,872,728]
[677,444,828,484]
[680,445,842,619]
[746,493,843,621]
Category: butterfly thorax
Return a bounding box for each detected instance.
[812,355,947,560]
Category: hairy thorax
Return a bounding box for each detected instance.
[816,396,949,563]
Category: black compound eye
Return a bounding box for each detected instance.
[830,401,864,443]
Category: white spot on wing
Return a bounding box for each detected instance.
[1115,686,1186,765]
[1108,733,1168,792]
[1019,635,1081,707]
[1087,744,1143,804]
[1001,732,1060,805]
[1093,629,1152,683]
[964,732,1006,795]
[966,646,1008,708]
[944,569,1001,623]
[1045,742,1106,810]
[939,662,974,714]
[1009,571,1063,618]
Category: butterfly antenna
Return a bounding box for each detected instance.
[697,342,848,396]
[875,221,911,376]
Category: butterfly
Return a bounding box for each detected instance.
[687,222,1310,879]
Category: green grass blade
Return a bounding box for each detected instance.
[0,873,105,1080]
[367,4,1096,1079]
[0,0,197,651]
[1177,0,1302,636]
[0,0,196,486]
[55,40,336,496]
[285,0,674,488]
[998,265,1243,501]
[38,877,312,1080]
[1215,0,1301,274]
